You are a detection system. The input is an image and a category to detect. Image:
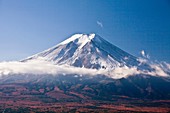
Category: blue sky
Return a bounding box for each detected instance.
[0,0,170,62]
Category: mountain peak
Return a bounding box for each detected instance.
[59,33,96,46]
[23,33,141,70]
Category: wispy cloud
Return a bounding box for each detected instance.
[97,21,103,28]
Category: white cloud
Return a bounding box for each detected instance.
[140,50,150,59]
[107,66,140,79]
[97,21,103,28]
[141,50,145,56]
[0,57,169,79]
[0,58,107,77]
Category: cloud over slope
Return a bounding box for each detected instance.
[0,57,169,79]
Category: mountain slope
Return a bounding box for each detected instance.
[23,33,141,70]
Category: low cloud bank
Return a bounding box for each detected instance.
[0,57,169,79]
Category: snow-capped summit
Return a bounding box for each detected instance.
[23,33,141,70]
[59,34,97,50]
[60,34,95,45]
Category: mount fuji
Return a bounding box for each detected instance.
[23,33,150,71]
[0,33,170,112]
